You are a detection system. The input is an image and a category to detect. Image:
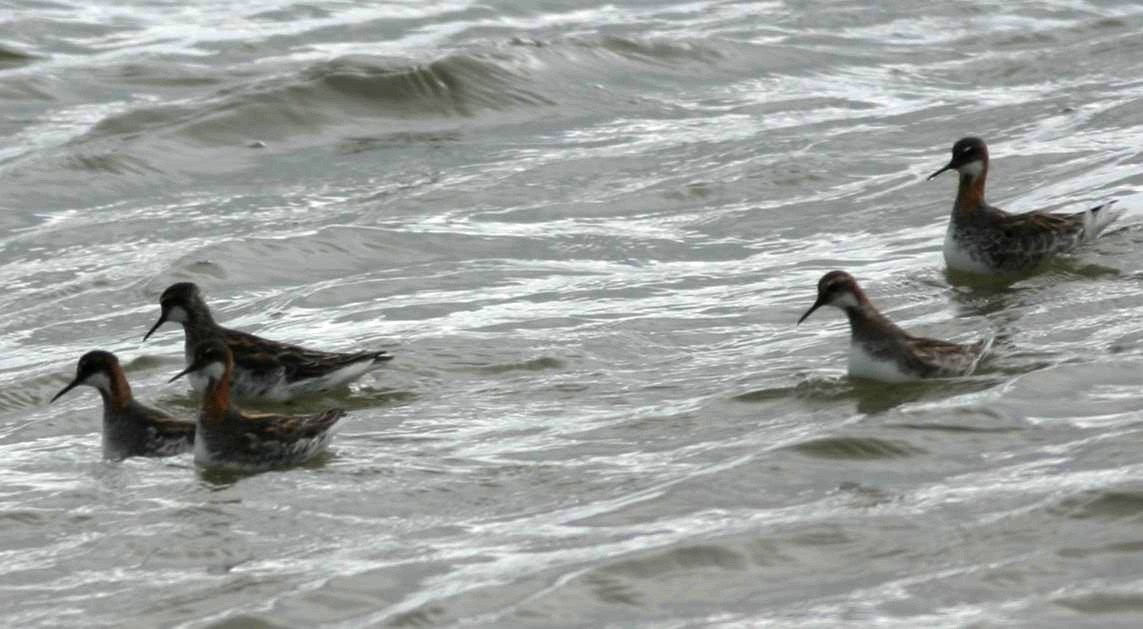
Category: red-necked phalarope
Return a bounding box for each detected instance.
[50,351,195,459]
[798,271,992,382]
[169,339,346,472]
[928,136,1124,275]
[143,282,393,402]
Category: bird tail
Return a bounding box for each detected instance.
[1084,199,1124,240]
[966,334,995,376]
[370,351,395,366]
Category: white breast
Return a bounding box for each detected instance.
[847,343,916,383]
[193,423,212,464]
[943,225,994,275]
[187,371,209,394]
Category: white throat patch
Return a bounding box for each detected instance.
[830,292,860,309]
[82,372,112,392]
[957,160,983,178]
[201,361,225,382]
[166,305,189,323]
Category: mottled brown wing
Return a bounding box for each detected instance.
[276,348,390,382]
[998,210,1083,238]
[152,415,197,441]
[239,408,346,444]
[135,402,196,440]
[222,329,287,369]
[906,336,988,375]
[223,329,390,382]
[978,208,1087,271]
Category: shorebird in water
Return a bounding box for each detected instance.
[928,136,1123,276]
[51,351,194,459]
[144,282,393,402]
[170,339,346,472]
[798,271,992,382]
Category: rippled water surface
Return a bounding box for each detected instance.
[5,0,1143,626]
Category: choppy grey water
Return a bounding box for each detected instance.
[5,0,1143,626]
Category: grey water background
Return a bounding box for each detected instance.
[5,0,1143,626]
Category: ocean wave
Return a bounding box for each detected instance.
[0,45,37,70]
[77,52,549,148]
[76,35,735,149]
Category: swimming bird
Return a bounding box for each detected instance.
[798,271,991,382]
[50,351,195,459]
[143,282,393,401]
[169,339,346,471]
[928,136,1123,275]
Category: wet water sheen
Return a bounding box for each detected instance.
[4,0,1143,626]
